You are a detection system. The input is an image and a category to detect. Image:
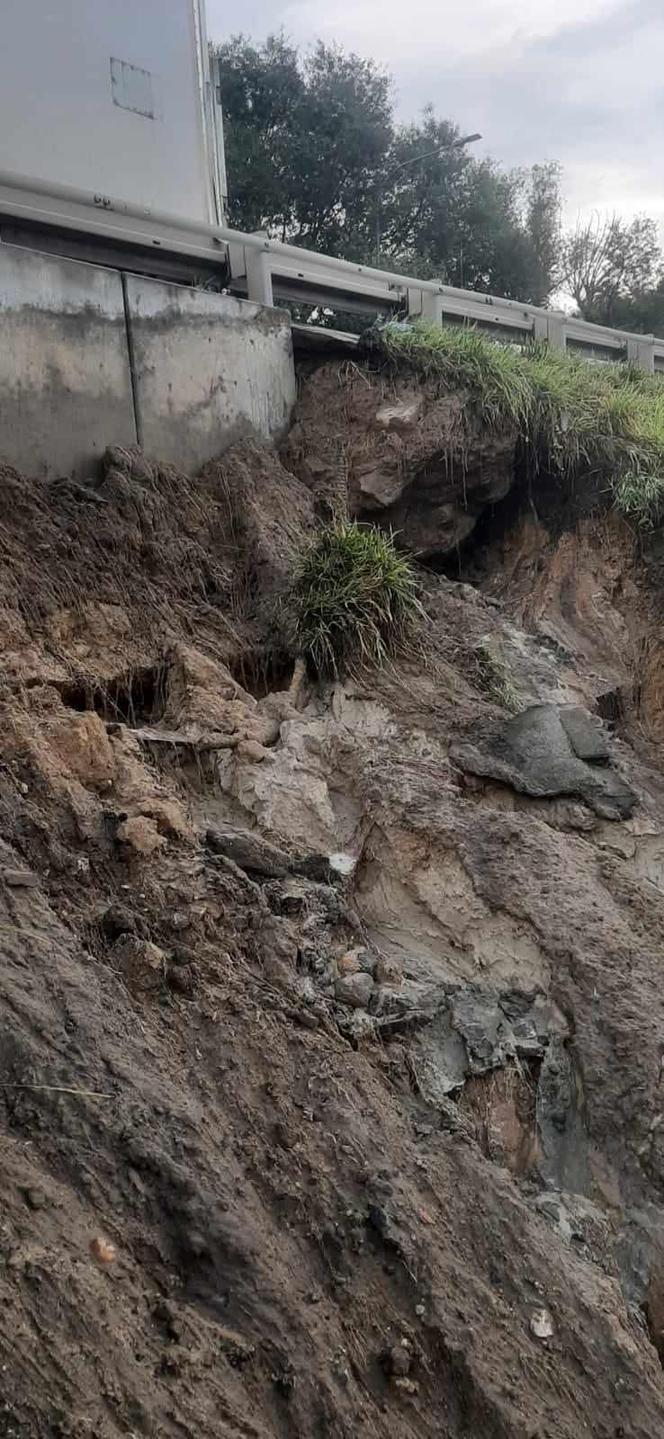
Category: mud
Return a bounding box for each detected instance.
[2,375,664,1436]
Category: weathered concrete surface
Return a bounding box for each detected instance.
[0,245,297,480]
[124,277,296,470]
[0,244,136,478]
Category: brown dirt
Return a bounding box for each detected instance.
[282,361,515,555]
[2,387,664,1438]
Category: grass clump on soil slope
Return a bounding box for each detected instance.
[373,321,664,525]
[289,521,421,676]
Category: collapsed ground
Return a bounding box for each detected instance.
[3,342,664,1436]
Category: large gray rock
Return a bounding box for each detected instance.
[453,704,637,820]
[558,705,610,762]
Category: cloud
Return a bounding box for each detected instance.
[207,0,664,227]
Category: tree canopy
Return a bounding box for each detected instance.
[561,214,663,327]
[216,35,562,305]
[216,34,664,329]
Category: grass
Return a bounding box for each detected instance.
[371,321,664,526]
[471,638,521,713]
[288,522,422,677]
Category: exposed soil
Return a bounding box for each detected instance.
[2,371,664,1438]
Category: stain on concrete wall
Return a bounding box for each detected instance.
[123,276,296,472]
[0,245,136,478]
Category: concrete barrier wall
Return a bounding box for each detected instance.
[0,244,296,479]
[0,244,136,478]
[124,276,295,471]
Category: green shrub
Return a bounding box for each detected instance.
[372,321,664,526]
[289,522,422,677]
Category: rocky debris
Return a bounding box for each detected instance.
[336,946,376,977]
[383,982,566,1104]
[375,394,423,433]
[46,709,116,792]
[375,1009,433,1038]
[166,958,197,997]
[0,867,39,888]
[453,703,637,819]
[530,1307,555,1340]
[355,457,410,511]
[151,1298,182,1344]
[381,1339,414,1377]
[530,1190,615,1274]
[4,396,664,1436]
[334,972,374,1008]
[116,813,167,856]
[206,825,351,891]
[110,934,166,993]
[89,1236,117,1266]
[136,797,193,841]
[291,852,337,882]
[451,984,564,1073]
[236,737,272,763]
[100,903,139,942]
[393,1376,419,1397]
[375,954,402,987]
[536,1037,591,1192]
[558,705,610,762]
[206,824,289,878]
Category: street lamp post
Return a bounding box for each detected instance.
[374,132,481,267]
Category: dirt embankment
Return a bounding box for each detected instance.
[2,368,664,1438]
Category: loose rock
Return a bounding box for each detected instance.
[530,1307,555,1340]
[334,972,374,1009]
[206,825,289,878]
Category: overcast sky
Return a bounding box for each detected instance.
[206,0,664,230]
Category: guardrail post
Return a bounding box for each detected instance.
[533,313,566,351]
[627,336,656,373]
[419,291,444,326]
[547,314,566,351]
[407,287,444,325]
[245,248,274,307]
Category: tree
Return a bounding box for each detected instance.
[561,213,662,324]
[290,44,393,252]
[217,36,392,248]
[366,118,560,302]
[216,34,563,305]
[525,163,563,305]
[215,35,304,237]
[608,279,664,337]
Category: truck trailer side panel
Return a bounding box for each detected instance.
[0,0,222,225]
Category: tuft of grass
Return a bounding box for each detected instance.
[288,522,422,677]
[471,638,521,713]
[372,321,664,526]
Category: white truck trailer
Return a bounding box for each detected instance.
[0,0,227,278]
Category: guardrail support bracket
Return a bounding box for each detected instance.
[245,248,274,308]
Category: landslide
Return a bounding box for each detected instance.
[2,347,664,1439]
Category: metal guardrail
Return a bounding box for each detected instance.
[228,239,664,374]
[1,165,663,373]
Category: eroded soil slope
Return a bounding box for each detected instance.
[1,383,664,1438]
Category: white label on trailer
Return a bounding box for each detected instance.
[110,58,158,120]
